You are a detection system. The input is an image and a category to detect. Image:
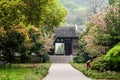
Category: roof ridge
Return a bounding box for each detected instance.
[55,26,79,38]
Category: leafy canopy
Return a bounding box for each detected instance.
[105,42,120,62]
[0,0,67,62]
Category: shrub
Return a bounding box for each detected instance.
[38,53,50,63]
[0,62,11,69]
[92,55,108,71]
[20,54,30,63]
[73,52,92,63]
[105,43,120,62]
[73,53,85,63]
[71,63,120,79]
[104,42,120,71]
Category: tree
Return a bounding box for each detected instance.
[0,25,32,62]
[42,33,54,53]
[91,12,110,51]
[104,2,120,47]
[0,0,23,27]
[0,0,67,31]
[28,26,44,55]
[0,0,67,62]
[91,1,120,49]
[82,23,108,54]
[89,0,120,71]
[22,0,67,31]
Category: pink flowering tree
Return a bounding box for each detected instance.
[42,33,54,53]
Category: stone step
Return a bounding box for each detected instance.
[49,55,73,63]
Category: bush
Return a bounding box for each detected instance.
[92,55,120,71]
[92,55,108,71]
[38,53,50,63]
[104,42,120,71]
[71,63,120,79]
[73,53,85,63]
[73,52,94,63]
[20,54,30,63]
[0,61,11,69]
[105,42,120,62]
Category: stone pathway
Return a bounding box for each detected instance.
[43,63,91,80]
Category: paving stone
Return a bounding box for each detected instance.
[43,63,91,80]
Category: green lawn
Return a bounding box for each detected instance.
[71,63,120,80]
[0,63,50,80]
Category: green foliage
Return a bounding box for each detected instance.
[78,39,87,53]
[109,0,120,5]
[0,0,67,29]
[38,53,50,63]
[77,24,89,54]
[23,75,39,80]
[73,52,91,63]
[0,63,51,80]
[22,0,67,29]
[92,45,120,71]
[0,62,11,69]
[104,42,120,71]
[73,54,85,63]
[0,0,66,63]
[0,25,31,62]
[109,0,115,5]
[92,56,108,71]
[104,2,120,47]
[0,0,23,27]
[71,63,120,79]
[78,22,107,55]
[20,54,30,63]
[90,0,120,53]
[90,1,120,51]
[0,27,6,51]
[105,42,120,62]
[75,27,91,63]
[28,27,43,55]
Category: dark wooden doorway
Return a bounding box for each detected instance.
[65,42,72,55]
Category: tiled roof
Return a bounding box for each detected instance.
[55,26,79,38]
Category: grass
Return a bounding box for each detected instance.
[71,63,120,80]
[0,63,51,80]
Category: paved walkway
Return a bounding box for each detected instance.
[43,63,91,80]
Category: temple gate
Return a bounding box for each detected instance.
[53,26,79,55]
